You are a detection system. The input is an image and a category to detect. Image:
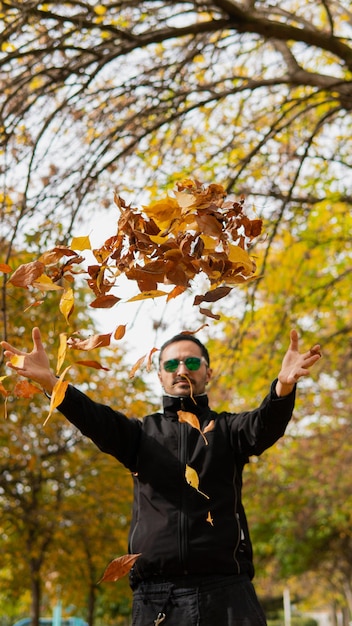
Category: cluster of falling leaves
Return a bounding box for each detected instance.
[3,178,262,322]
[1,178,262,408]
[99,404,215,585]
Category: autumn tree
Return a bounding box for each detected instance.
[0,249,156,625]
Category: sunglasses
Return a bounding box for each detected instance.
[162,356,207,373]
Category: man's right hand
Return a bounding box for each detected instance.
[1,327,57,394]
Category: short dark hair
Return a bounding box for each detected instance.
[159,334,210,366]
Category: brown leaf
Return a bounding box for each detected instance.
[193,285,232,306]
[75,360,110,371]
[90,294,121,308]
[8,261,45,288]
[199,307,221,320]
[98,553,142,583]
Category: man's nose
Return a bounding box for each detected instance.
[176,360,188,374]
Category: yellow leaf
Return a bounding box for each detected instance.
[59,288,74,324]
[10,355,25,368]
[71,235,91,251]
[206,511,214,526]
[56,333,67,375]
[43,366,71,426]
[178,410,208,445]
[185,464,209,499]
[127,290,167,302]
[32,274,64,291]
[227,244,253,269]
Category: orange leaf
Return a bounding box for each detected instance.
[14,380,41,398]
[146,347,159,372]
[178,410,208,445]
[206,511,214,526]
[0,378,9,399]
[98,553,142,583]
[166,285,187,301]
[8,261,45,288]
[114,324,126,340]
[0,263,12,273]
[75,360,110,371]
[128,353,147,378]
[203,419,215,435]
[180,324,209,336]
[90,294,120,308]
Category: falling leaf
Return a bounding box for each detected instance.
[114,324,126,340]
[0,377,9,400]
[167,285,187,301]
[90,294,120,308]
[10,355,25,369]
[98,553,142,583]
[67,333,112,351]
[43,366,71,426]
[56,333,67,375]
[199,307,221,320]
[193,286,232,306]
[128,353,147,378]
[206,511,214,526]
[203,419,215,435]
[32,274,64,291]
[59,287,74,324]
[127,290,168,302]
[8,261,45,288]
[180,324,209,335]
[0,263,12,273]
[75,360,110,371]
[178,410,208,445]
[71,235,91,251]
[14,380,41,398]
[185,464,209,499]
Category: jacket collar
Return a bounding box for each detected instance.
[162,393,210,419]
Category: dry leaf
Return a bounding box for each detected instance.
[10,354,25,368]
[71,235,91,251]
[56,333,67,375]
[67,333,112,351]
[185,464,209,499]
[206,511,214,526]
[0,263,13,273]
[178,410,208,445]
[128,353,147,378]
[9,261,45,288]
[203,419,215,435]
[59,288,74,324]
[98,553,142,583]
[114,324,126,340]
[43,366,71,426]
[90,294,120,308]
[75,360,110,371]
[13,380,41,398]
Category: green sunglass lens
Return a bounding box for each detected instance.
[185,357,201,370]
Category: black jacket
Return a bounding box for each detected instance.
[58,381,295,585]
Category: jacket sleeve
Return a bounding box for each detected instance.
[57,384,142,471]
[227,379,296,456]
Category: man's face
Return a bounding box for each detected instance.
[158,340,212,397]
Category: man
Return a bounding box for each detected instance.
[2,327,321,626]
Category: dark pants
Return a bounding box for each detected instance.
[131,574,267,626]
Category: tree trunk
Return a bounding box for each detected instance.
[30,574,41,626]
[87,583,96,626]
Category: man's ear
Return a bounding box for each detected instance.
[206,367,213,384]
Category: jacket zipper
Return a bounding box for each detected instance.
[179,398,189,573]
